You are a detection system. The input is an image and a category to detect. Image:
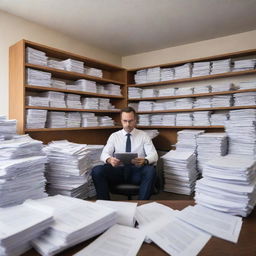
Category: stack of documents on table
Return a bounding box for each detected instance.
[98,116,115,126]
[211,59,231,74]
[158,87,176,96]
[138,101,154,111]
[42,91,66,108]
[97,84,108,94]
[233,59,256,71]
[82,97,99,109]
[151,114,163,125]
[66,112,81,128]
[65,93,82,109]
[0,135,47,207]
[162,113,176,126]
[138,114,151,126]
[134,69,147,84]
[176,113,193,126]
[51,79,66,89]
[196,133,228,173]
[163,99,176,110]
[46,111,66,128]
[160,67,174,81]
[175,129,204,152]
[128,87,142,98]
[174,63,192,79]
[153,101,165,111]
[142,88,158,98]
[26,109,47,129]
[238,80,256,90]
[212,95,232,107]
[175,98,193,109]
[0,202,53,256]
[135,202,211,255]
[81,113,98,127]
[210,111,229,125]
[99,98,111,110]
[146,67,161,83]
[211,82,234,92]
[195,154,256,216]
[26,68,51,87]
[233,92,256,106]
[162,150,198,195]
[26,47,47,66]
[105,83,122,95]
[62,58,84,73]
[192,61,211,77]
[75,79,97,93]
[0,116,17,139]
[177,204,243,243]
[25,195,117,256]
[128,102,139,111]
[176,86,194,95]
[142,129,159,139]
[47,58,65,70]
[26,95,49,107]
[193,84,211,94]
[193,96,212,108]
[193,111,211,126]
[85,67,103,77]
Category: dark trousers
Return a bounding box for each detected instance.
[91,164,156,200]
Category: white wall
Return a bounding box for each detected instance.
[122,30,256,69]
[0,10,122,116]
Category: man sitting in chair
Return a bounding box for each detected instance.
[92,106,158,200]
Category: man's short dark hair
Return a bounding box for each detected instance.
[120,107,136,116]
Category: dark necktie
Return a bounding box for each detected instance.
[126,133,131,152]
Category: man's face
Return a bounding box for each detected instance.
[121,112,136,133]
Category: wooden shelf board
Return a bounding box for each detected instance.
[137,125,224,129]
[25,106,121,112]
[25,126,122,132]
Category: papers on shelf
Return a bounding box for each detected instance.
[210,111,228,125]
[134,69,147,84]
[128,87,142,98]
[150,114,163,126]
[51,79,67,90]
[128,103,139,111]
[26,109,47,129]
[85,67,103,78]
[81,113,99,127]
[26,68,51,87]
[82,97,99,109]
[192,61,211,77]
[193,111,211,126]
[47,58,65,70]
[233,92,256,106]
[138,114,151,126]
[175,98,193,109]
[160,67,174,81]
[26,95,49,107]
[46,111,66,128]
[66,93,82,109]
[62,58,84,73]
[146,67,161,83]
[212,95,232,107]
[211,59,231,74]
[176,113,193,126]
[105,83,122,95]
[176,86,194,95]
[75,79,97,93]
[0,116,17,139]
[66,112,81,128]
[238,80,256,90]
[211,82,234,92]
[26,47,47,66]
[162,113,176,126]
[233,59,256,71]
[193,84,211,94]
[98,116,115,126]
[193,96,212,108]
[142,88,158,98]
[41,91,66,108]
[97,84,108,94]
[138,101,154,111]
[158,87,176,97]
[174,63,192,79]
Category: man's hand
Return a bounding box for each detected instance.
[132,157,147,167]
[107,157,121,167]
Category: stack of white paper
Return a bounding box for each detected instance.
[66,83,80,91]
[42,91,66,108]
[158,87,176,97]
[138,101,154,111]
[85,67,103,77]
[105,83,122,95]
[99,98,111,110]
[142,88,158,98]
[163,99,176,110]
[211,59,231,74]
[47,58,65,70]
[128,103,139,111]
[26,68,51,87]
[138,114,151,126]
[46,111,66,128]
[97,84,108,94]
[151,114,163,125]
[176,113,193,126]
[25,195,117,256]
[82,97,99,109]
[134,69,147,84]
[98,116,115,126]
[195,154,256,216]
[160,67,174,81]
[26,109,47,129]
[196,133,228,172]
[81,113,99,127]
[153,101,165,111]
[66,112,81,128]
[66,93,82,109]
[142,129,159,139]
[233,59,256,71]
[211,82,234,92]
[192,61,211,77]
[193,111,211,126]
[238,81,256,90]
[26,95,49,107]
[62,58,84,73]
[0,116,17,139]
[162,113,176,126]
[193,96,212,108]
[175,98,193,109]
[75,79,97,93]
[51,79,66,89]
[128,87,142,98]
[162,150,198,195]
[26,47,47,66]
[176,87,194,95]
[212,95,232,107]
[193,85,211,94]
[174,63,192,79]
[210,111,229,125]
[146,67,161,82]
[0,202,53,256]
[233,92,256,106]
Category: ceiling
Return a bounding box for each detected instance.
[0,0,256,56]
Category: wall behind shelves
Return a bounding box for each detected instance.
[0,10,122,116]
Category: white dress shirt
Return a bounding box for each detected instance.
[101,128,158,165]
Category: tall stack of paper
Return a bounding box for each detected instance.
[26,47,47,66]
[238,81,256,90]
[174,63,192,79]
[146,67,161,83]
[0,116,17,139]
[211,59,231,74]
[51,79,66,89]
[210,111,229,125]
[47,58,65,70]
[85,67,103,77]
[162,113,176,126]
[233,92,256,106]
[66,94,82,109]
[105,83,122,95]
[158,87,176,96]
[193,111,211,126]
[98,116,115,126]
[138,114,151,126]
[142,88,158,98]
[42,91,66,108]
[225,109,256,156]
[26,109,47,129]
[26,95,49,107]
[138,101,154,111]
[62,58,84,73]
[134,69,147,84]
[66,112,81,128]
[0,202,53,256]
[176,113,193,126]
[25,195,117,256]
[196,133,228,172]
[193,85,211,94]
[193,96,212,108]
[194,154,256,216]
[151,114,163,125]
[233,59,256,71]
[176,87,193,95]
[81,113,98,127]
[82,97,99,109]
[212,95,232,107]
[211,82,234,92]
[160,67,174,81]
[163,99,176,110]
[192,61,211,77]
[46,111,66,128]
[128,87,142,98]
[26,68,51,87]
[161,150,198,195]
[75,79,97,92]
[0,135,47,207]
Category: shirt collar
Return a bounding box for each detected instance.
[121,128,137,136]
